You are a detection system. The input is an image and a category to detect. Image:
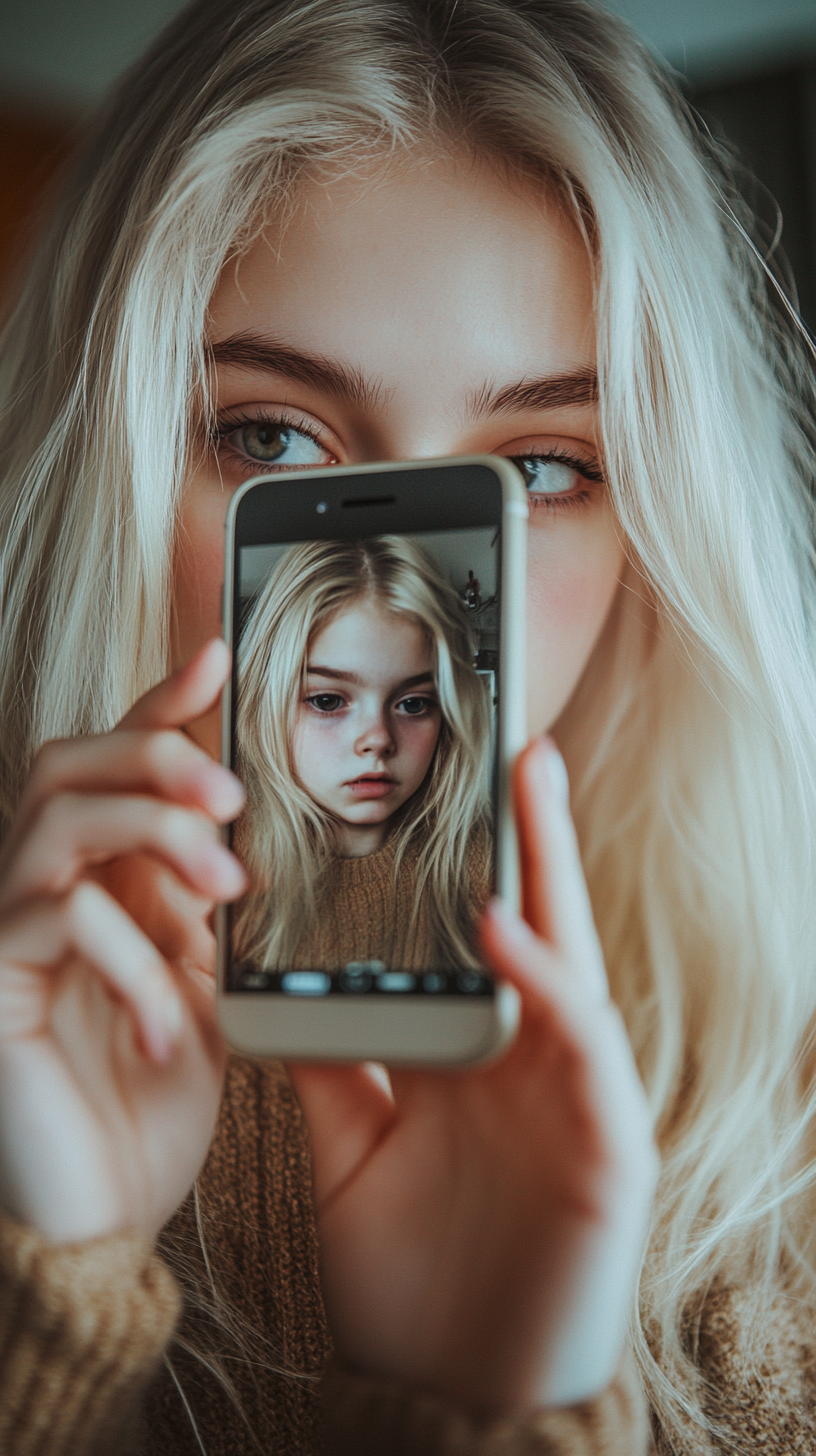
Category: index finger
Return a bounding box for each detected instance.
[118,639,230,734]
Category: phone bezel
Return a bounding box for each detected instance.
[216,455,527,1065]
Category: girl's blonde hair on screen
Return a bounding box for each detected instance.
[1,0,816,1443]
[233,535,492,969]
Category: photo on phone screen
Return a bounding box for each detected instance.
[226,519,502,1000]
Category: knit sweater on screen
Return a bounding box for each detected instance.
[290,825,489,970]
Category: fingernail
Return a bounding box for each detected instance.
[545,747,569,806]
[145,1018,172,1065]
[201,636,228,664]
[144,992,182,1065]
[206,844,248,896]
[207,765,245,818]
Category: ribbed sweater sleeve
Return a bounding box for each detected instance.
[0,1212,181,1456]
[320,1351,651,1456]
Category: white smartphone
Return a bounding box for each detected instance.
[216,456,527,1065]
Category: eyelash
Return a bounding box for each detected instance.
[304,694,437,713]
[305,693,346,713]
[212,412,605,509]
[511,449,605,513]
[396,695,437,714]
[211,410,328,471]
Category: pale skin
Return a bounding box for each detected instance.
[293,599,441,857]
[0,153,657,1415]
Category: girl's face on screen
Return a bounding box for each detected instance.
[177,150,624,750]
[292,597,441,856]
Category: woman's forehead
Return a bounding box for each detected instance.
[207,150,596,423]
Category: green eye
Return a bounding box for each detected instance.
[238,423,287,461]
[220,419,329,468]
[236,422,326,466]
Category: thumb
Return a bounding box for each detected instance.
[117,639,230,733]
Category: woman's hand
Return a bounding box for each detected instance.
[290,738,658,1417]
[0,640,246,1246]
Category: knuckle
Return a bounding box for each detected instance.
[29,789,81,840]
[27,738,71,795]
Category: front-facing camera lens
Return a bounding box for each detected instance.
[316,501,328,514]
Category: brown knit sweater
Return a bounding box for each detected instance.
[291,825,490,970]
[1,1055,815,1454]
[1,847,815,1453]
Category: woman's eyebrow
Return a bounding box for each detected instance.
[209,331,596,419]
[467,366,598,417]
[209,332,384,411]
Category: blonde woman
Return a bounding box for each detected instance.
[0,0,813,1452]
[233,535,492,974]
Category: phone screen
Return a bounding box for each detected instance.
[225,468,506,1002]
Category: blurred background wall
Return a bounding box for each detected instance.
[1,0,815,324]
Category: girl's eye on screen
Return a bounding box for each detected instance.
[396,695,436,716]
[218,418,333,471]
[306,692,346,713]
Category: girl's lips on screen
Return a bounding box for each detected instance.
[345,774,398,798]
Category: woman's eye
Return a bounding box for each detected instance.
[224,421,329,468]
[396,696,435,716]
[513,456,584,496]
[306,693,345,713]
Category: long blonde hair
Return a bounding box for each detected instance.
[1,0,816,1443]
[233,535,491,968]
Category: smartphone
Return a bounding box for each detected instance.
[216,456,527,1065]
